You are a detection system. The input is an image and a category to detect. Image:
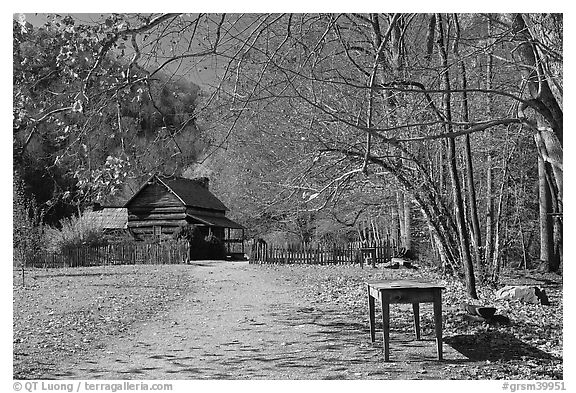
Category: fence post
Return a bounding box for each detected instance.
[332,244,336,265]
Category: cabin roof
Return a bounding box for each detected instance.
[81,208,128,229]
[124,175,229,212]
[187,213,245,229]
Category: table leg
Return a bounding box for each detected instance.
[367,285,375,342]
[412,303,421,340]
[382,300,390,361]
[433,290,443,360]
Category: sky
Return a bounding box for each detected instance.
[17,13,223,90]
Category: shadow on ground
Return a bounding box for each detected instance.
[35,271,135,278]
[186,262,215,267]
[445,331,557,361]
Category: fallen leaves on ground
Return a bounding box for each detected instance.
[13,262,562,380]
[13,265,194,379]
[261,263,563,379]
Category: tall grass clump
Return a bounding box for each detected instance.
[44,215,108,253]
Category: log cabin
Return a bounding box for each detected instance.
[124,175,244,254]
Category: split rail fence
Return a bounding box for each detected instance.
[248,239,395,265]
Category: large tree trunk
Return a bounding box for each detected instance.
[510,13,563,271]
[436,13,477,299]
[537,153,557,271]
[511,14,563,144]
[534,131,561,272]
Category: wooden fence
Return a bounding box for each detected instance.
[21,239,395,268]
[223,239,245,255]
[248,239,394,265]
[26,241,190,268]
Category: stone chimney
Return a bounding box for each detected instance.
[194,177,209,190]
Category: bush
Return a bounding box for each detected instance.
[44,215,108,253]
[13,173,45,266]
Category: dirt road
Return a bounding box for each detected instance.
[49,261,466,379]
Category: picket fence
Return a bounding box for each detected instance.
[26,241,190,268]
[248,239,395,265]
[22,238,396,268]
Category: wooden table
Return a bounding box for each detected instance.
[367,280,444,361]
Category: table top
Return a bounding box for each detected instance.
[367,279,444,290]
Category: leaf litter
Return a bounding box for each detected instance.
[261,263,562,379]
[13,265,194,379]
[13,263,562,380]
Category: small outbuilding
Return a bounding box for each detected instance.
[79,205,128,235]
[124,175,245,255]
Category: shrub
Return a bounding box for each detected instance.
[44,215,108,253]
[13,173,45,267]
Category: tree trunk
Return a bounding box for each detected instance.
[375,14,412,254]
[403,194,412,251]
[483,17,495,276]
[454,14,483,278]
[519,225,528,270]
[484,157,494,270]
[511,14,563,144]
[537,153,556,271]
[436,13,477,299]
[396,190,406,248]
[425,214,440,265]
[510,13,563,271]
[534,131,562,272]
[492,154,510,282]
